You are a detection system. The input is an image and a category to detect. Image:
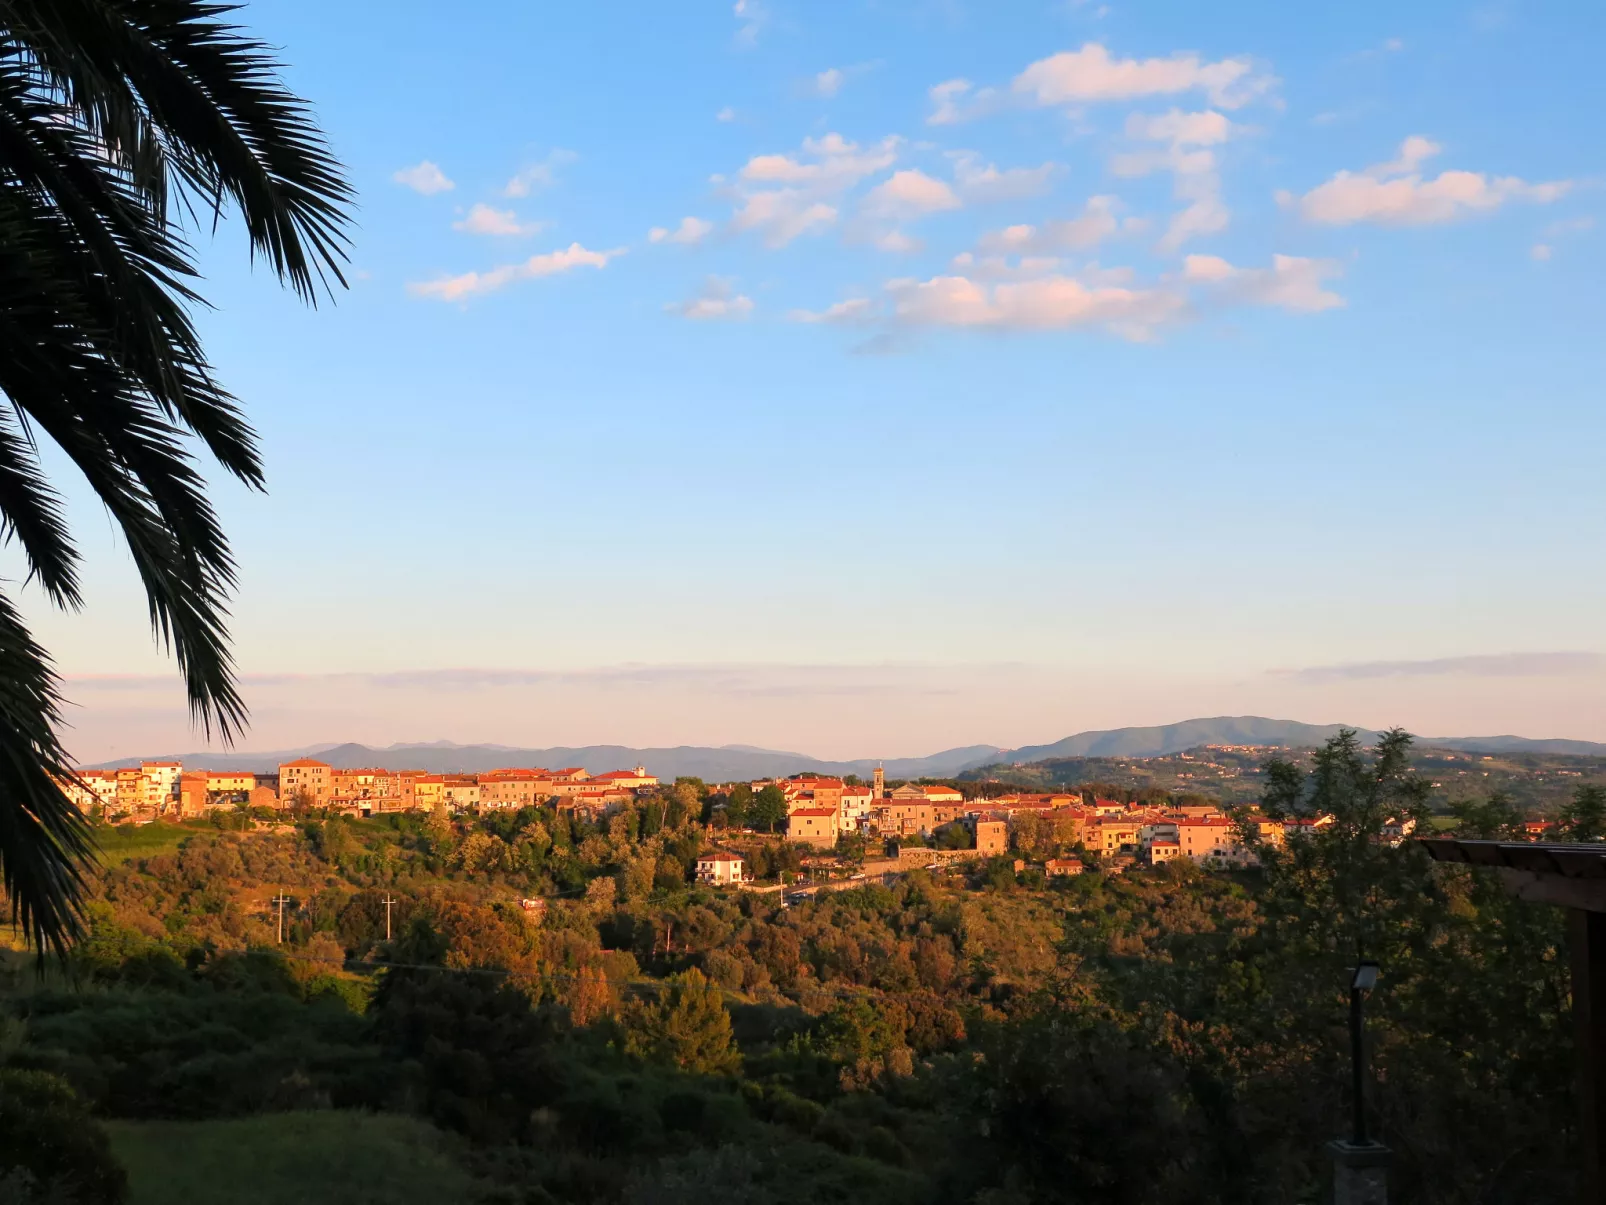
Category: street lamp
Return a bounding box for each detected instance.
[1350,960,1380,1147]
[1327,959,1391,1205]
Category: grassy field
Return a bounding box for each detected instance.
[92,820,214,864]
[106,1111,488,1205]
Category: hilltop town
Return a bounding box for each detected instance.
[61,755,1447,882]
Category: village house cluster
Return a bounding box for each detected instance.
[756,768,1419,873]
[58,758,660,822]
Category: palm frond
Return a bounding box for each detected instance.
[0,588,91,956]
[0,0,353,951]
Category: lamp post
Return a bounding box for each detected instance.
[1350,960,1379,1146]
[1329,959,1391,1205]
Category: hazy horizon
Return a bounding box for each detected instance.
[58,654,1606,764]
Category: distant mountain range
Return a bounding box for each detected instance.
[90,715,1606,781]
[86,740,1006,781]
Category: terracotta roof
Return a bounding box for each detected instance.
[789,808,837,818]
[281,758,332,769]
[699,851,744,862]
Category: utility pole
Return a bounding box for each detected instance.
[382,893,395,942]
[271,893,290,944]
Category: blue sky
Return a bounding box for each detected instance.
[18,0,1606,760]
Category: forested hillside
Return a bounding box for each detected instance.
[0,734,1582,1204]
[962,743,1606,813]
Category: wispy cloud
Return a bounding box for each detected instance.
[1113,109,1235,252]
[393,160,454,195]
[407,243,624,302]
[1182,253,1344,312]
[931,43,1275,124]
[948,151,1059,203]
[813,67,845,97]
[732,0,766,48]
[1280,136,1571,226]
[63,663,1026,699]
[648,216,715,246]
[502,150,577,198]
[1276,652,1606,684]
[975,194,1130,255]
[665,276,754,320]
[452,203,544,236]
[726,132,901,247]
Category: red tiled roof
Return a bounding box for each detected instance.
[789,808,837,818]
[281,758,332,769]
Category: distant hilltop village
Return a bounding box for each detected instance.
[60,758,1444,874]
[59,759,661,821]
[745,768,1419,870]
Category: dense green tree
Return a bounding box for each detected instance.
[751,786,788,833]
[1561,784,1606,842]
[622,968,739,1074]
[724,783,754,828]
[0,0,351,953]
[0,1068,127,1203]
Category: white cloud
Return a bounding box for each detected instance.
[814,67,844,97]
[1159,177,1230,252]
[948,152,1058,202]
[1123,108,1232,147]
[503,150,577,198]
[1283,137,1571,226]
[452,203,543,236]
[976,195,1128,254]
[927,79,994,125]
[1531,243,1552,261]
[728,133,900,247]
[875,230,922,253]
[1182,253,1344,311]
[792,252,1343,344]
[886,272,1186,341]
[407,243,623,302]
[733,0,765,47]
[1543,216,1595,236]
[1013,43,1273,111]
[667,276,754,320]
[862,169,962,219]
[648,216,715,246]
[393,160,454,195]
[951,252,1109,282]
[732,192,838,247]
[739,133,899,188]
[789,297,878,324]
[1112,110,1234,251]
[717,106,737,123]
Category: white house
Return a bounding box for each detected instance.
[696,850,751,885]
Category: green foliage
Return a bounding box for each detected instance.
[0,1068,127,1203]
[622,969,739,1074]
[106,1111,483,1205]
[1,730,1579,1205]
[724,783,754,828]
[751,786,788,833]
[1561,784,1606,842]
